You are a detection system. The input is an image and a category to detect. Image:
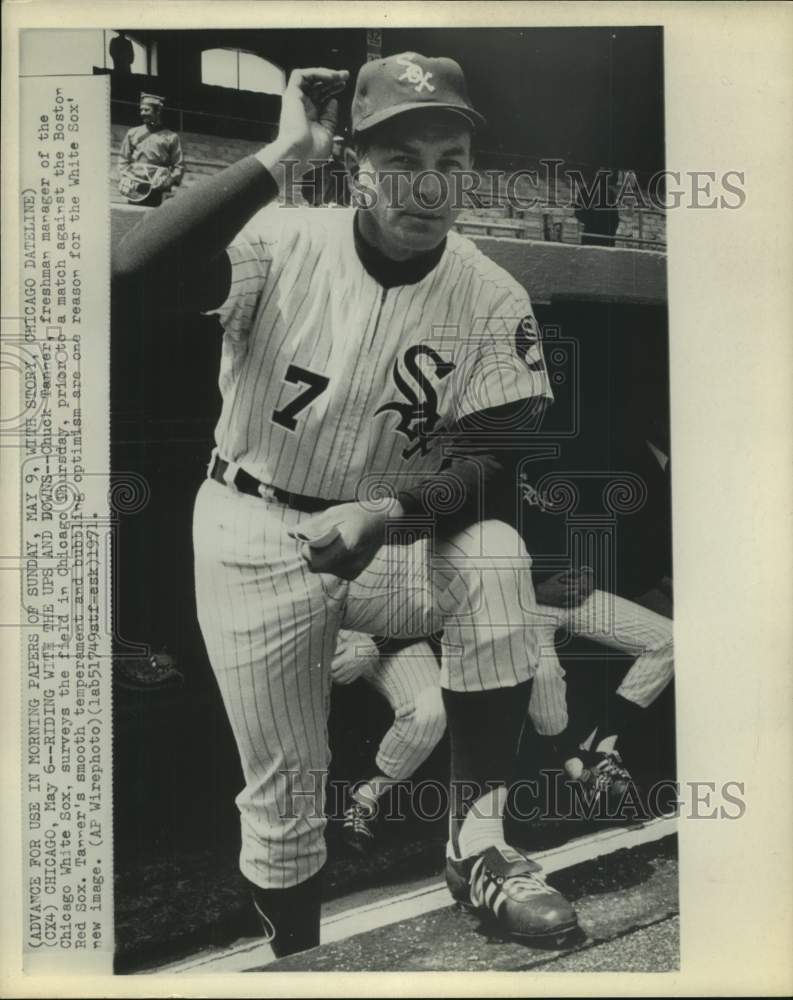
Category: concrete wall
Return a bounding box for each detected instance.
[477,235,667,306]
[111,206,666,307]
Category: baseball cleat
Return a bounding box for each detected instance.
[445,844,578,942]
[566,749,636,815]
[341,800,377,855]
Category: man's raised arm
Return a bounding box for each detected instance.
[111,68,349,315]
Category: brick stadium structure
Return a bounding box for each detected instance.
[107,28,673,970]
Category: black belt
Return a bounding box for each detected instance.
[209,456,341,514]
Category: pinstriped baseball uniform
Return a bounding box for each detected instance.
[194,203,552,889]
[527,590,674,736]
[211,205,551,499]
[332,632,445,781]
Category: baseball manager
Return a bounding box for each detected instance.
[113,52,579,957]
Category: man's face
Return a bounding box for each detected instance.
[349,110,474,256]
[140,103,160,126]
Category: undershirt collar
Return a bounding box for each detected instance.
[353,211,446,289]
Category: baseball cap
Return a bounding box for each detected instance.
[351,52,486,134]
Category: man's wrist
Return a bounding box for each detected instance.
[255,141,313,191]
[364,497,406,543]
[371,497,406,522]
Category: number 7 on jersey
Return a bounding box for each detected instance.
[271,365,330,432]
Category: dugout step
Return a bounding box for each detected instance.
[262,836,678,972]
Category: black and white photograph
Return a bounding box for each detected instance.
[112,22,679,973]
[3,2,792,995]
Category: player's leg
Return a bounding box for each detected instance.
[342,637,445,853]
[523,610,587,807]
[526,611,569,736]
[369,639,445,784]
[343,519,578,941]
[432,521,576,940]
[560,589,674,808]
[330,629,385,853]
[193,480,345,956]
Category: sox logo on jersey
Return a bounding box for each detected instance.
[375,345,456,459]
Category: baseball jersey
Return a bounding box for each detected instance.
[208,206,553,501]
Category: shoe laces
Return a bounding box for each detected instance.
[575,751,633,797]
[471,855,552,905]
[592,750,631,784]
[344,801,373,836]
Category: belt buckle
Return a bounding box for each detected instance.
[256,482,277,503]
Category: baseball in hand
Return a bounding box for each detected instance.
[277,67,350,167]
[289,523,341,548]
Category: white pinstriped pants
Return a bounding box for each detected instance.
[333,633,445,781]
[193,477,540,889]
[527,590,674,736]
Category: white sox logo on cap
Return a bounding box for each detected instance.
[397,54,436,94]
[351,51,486,133]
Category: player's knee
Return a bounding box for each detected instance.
[529,708,569,736]
[446,521,532,612]
[651,640,675,684]
[469,522,534,622]
[485,519,531,562]
[652,635,674,660]
[533,655,566,682]
[455,519,532,563]
[409,687,447,752]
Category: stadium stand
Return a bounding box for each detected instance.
[110,120,666,250]
[109,110,666,312]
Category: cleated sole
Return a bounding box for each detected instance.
[454,899,579,944]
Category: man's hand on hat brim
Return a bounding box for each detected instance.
[271,68,350,176]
